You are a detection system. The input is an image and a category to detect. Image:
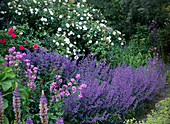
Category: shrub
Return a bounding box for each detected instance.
[61,53,168,123]
[1,0,126,63]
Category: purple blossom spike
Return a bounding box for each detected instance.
[26,117,33,124]
[56,117,64,124]
[13,83,21,124]
[39,90,48,124]
[0,92,4,124]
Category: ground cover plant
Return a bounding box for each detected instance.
[0,0,169,123]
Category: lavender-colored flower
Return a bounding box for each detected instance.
[26,117,33,124]
[39,90,48,124]
[56,117,64,124]
[70,78,75,82]
[31,75,36,80]
[13,84,21,124]
[0,92,4,124]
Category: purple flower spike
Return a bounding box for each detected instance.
[39,90,48,124]
[13,83,21,124]
[26,117,33,124]
[56,117,64,124]
[0,92,4,124]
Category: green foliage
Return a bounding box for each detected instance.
[124,98,170,124]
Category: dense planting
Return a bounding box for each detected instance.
[0,0,169,123]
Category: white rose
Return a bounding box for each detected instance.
[56,42,59,46]
[58,27,62,31]
[121,42,124,45]
[118,37,122,40]
[59,15,63,18]
[61,43,64,46]
[111,43,114,45]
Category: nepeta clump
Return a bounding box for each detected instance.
[61,53,168,123]
[21,47,78,91]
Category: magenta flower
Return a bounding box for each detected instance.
[78,94,83,98]
[67,82,72,86]
[56,94,61,98]
[72,86,76,91]
[76,74,80,79]
[80,84,87,89]
[31,75,36,80]
[63,85,68,89]
[26,63,30,67]
[8,28,14,33]
[51,95,55,102]
[60,91,65,96]
[70,78,75,82]
[59,79,62,83]
[56,75,60,79]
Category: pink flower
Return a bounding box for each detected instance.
[43,47,45,49]
[67,82,72,86]
[31,75,36,80]
[0,38,6,43]
[56,75,61,80]
[153,53,155,55]
[76,74,80,79]
[51,95,55,102]
[71,78,75,82]
[33,44,38,49]
[154,47,157,50]
[30,65,34,68]
[26,63,30,67]
[59,79,62,83]
[157,53,159,56]
[65,90,70,96]
[56,94,61,98]
[8,28,14,33]
[72,86,76,91]
[19,45,24,50]
[11,34,16,38]
[63,85,68,89]
[59,88,62,91]
[78,94,83,98]
[60,91,65,96]
[81,84,87,89]
[56,98,59,102]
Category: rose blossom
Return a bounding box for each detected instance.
[11,34,16,38]
[8,28,14,33]
[0,38,6,43]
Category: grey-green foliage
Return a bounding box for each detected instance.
[124,97,170,124]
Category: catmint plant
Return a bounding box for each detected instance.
[0,92,4,124]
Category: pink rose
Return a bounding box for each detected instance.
[0,38,6,43]
[8,28,14,33]
[33,44,38,49]
[11,34,16,38]
[19,45,24,50]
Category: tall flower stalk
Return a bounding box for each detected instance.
[26,117,33,124]
[0,92,4,124]
[13,83,21,124]
[39,90,48,124]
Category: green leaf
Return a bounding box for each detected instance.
[6,72,15,79]
[50,116,57,119]
[0,80,12,91]
[4,115,9,124]
[20,91,29,99]
[3,98,8,109]
[5,67,13,72]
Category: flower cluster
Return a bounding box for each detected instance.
[39,90,48,124]
[0,28,16,44]
[4,47,38,89]
[0,92,4,124]
[13,84,21,124]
